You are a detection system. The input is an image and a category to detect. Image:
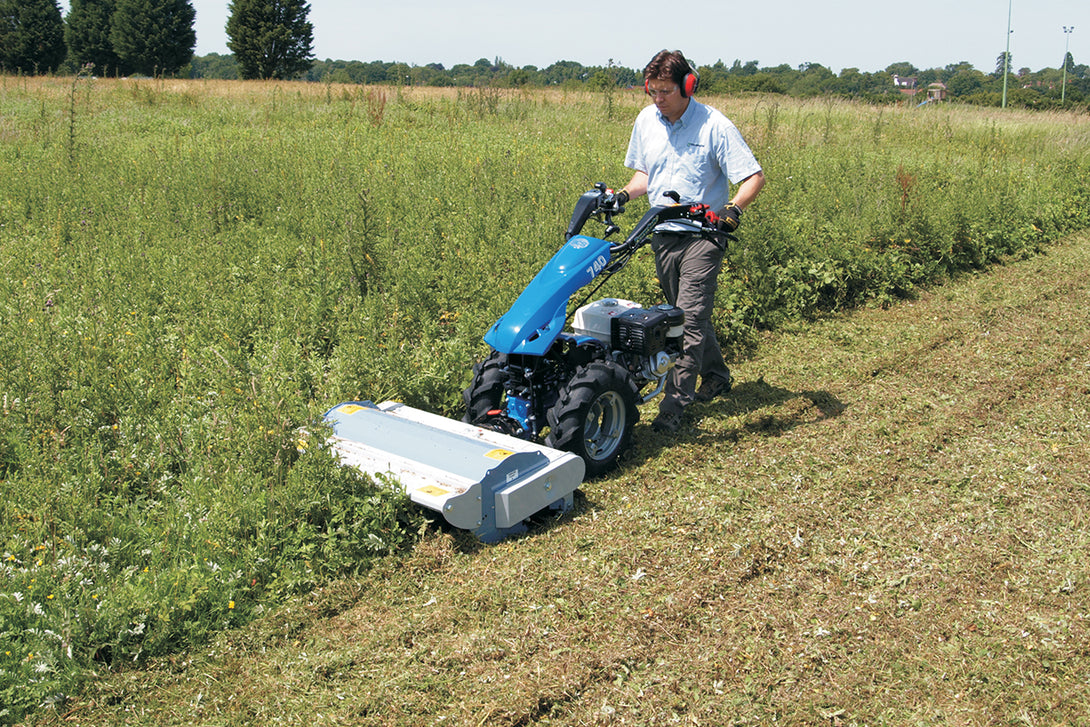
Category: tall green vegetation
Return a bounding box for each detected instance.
[0,78,1088,722]
[226,0,314,80]
[0,0,66,73]
[110,0,196,76]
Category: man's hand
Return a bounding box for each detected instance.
[604,188,629,214]
[694,203,741,233]
[717,203,742,233]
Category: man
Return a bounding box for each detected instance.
[612,49,766,433]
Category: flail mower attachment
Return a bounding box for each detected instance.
[322,400,585,543]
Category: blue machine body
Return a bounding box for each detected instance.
[483,233,612,356]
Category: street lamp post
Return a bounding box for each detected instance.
[1002,0,1013,108]
[1062,26,1075,104]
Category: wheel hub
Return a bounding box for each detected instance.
[583,390,626,460]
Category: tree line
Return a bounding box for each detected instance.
[192,53,1089,109]
[1,0,312,79]
[3,0,1086,109]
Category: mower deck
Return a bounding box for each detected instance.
[322,401,585,543]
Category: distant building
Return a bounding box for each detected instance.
[893,74,918,94]
[927,82,948,102]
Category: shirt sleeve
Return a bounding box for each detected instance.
[624,107,651,173]
[718,119,762,184]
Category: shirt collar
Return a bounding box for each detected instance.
[657,97,696,127]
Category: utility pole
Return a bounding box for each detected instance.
[1062,26,1075,104]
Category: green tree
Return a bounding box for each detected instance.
[387,62,411,85]
[360,61,390,84]
[541,60,586,86]
[110,0,196,76]
[504,67,534,87]
[838,67,866,95]
[586,68,615,91]
[64,0,121,75]
[226,0,314,80]
[945,61,976,76]
[0,0,66,74]
[790,62,836,95]
[885,61,919,78]
[188,51,239,79]
[946,67,986,97]
[1062,51,1075,74]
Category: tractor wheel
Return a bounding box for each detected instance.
[545,360,640,478]
[462,350,507,424]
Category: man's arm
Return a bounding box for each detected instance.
[715,171,766,233]
[729,171,766,211]
[620,171,649,201]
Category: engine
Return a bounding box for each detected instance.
[611,304,685,378]
[572,299,684,382]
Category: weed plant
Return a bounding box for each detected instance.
[0,76,1088,721]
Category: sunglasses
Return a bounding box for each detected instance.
[646,85,679,99]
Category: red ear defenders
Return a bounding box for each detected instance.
[645,53,699,97]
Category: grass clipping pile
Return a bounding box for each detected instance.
[60,232,1089,725]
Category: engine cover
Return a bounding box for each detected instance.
[611,304,684,356]
[571,298,643,345]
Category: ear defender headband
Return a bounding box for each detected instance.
[644,51,700,98]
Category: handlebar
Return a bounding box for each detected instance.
[563,185,736,317]
[565,183,621,241]
[566,183,734,254]
[608,199,735,260]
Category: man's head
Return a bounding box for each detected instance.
[644,50,697,122]
[643,50,699,98]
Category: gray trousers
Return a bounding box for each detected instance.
[651,232,732,415]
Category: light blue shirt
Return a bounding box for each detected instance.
[625,98,762,232]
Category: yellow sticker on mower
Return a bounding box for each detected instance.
[485,448,514,461]
[416,485,451,497]
[336,404,368,415]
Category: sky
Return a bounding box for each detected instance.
[58,0,1086,75]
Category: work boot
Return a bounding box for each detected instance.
[651,409,683,433]
[695,373,733,403]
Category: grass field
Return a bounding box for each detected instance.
[31,227,1090,726]
[2,76,1089,724]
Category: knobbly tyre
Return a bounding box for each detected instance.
[463,183,732,477]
